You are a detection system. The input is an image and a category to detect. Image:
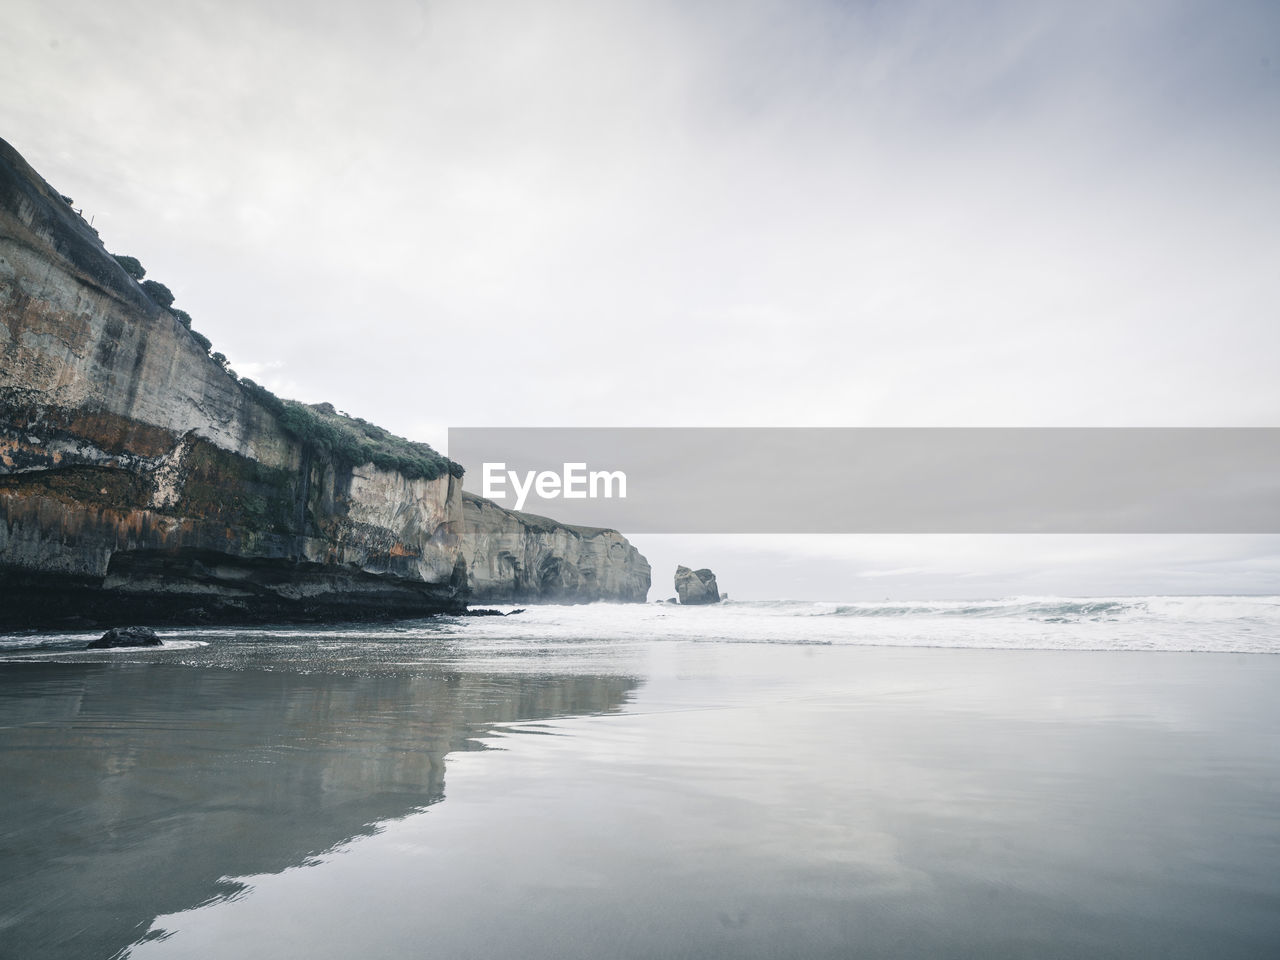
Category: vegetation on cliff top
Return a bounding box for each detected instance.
[111,253,145,280]
[239,382,462,482]
[140,279,175,308]
[101,199,461,482]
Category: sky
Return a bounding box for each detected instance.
[3,0,1278,598]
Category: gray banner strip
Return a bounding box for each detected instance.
[446,428,1280,533]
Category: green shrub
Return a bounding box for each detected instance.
[239,379,285,416]
[47,184,463,482]
[234,383,462,479]
[111,254,146,280]
[141,279,175,308]
[273,399,462,481]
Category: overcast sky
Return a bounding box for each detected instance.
[3,0,1278,598]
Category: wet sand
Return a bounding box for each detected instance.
[2,640,1278,959]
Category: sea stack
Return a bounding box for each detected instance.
[675,566,720,605]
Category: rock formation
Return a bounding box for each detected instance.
[86,626,161,648]
[461,492,650,603]
[0,137,649,626]
[675,565,720,604]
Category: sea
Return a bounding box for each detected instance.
[1,596,1278,959]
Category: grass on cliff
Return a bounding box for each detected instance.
[238,381,461,481]
[91,198,460,484]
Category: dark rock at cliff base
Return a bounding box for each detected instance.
[675,566,720,605]
[87,626,161,649]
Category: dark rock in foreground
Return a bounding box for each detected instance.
[87,626,162,649]
[675,566,720,605]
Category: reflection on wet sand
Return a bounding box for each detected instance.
[0,662,638,960]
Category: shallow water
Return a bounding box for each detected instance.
[2,603,1279,959]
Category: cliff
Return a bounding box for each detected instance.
[0,131,465,625]
[0,137,648,626]
[462,492,650,603]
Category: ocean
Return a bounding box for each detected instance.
[1,597,1278,959]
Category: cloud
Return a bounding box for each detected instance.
[4,0,1278,595]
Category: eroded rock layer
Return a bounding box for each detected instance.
[462,492,651,604]
[0,137,467,626]
[0,137,651,627]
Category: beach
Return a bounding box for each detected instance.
[2,601,1278,959]
[4,0,1279,955]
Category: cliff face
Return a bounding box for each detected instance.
[0,138,650,626]
[0,138,466,626]
[462,492,651,603]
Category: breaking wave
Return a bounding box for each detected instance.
[741,595,1280,625]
